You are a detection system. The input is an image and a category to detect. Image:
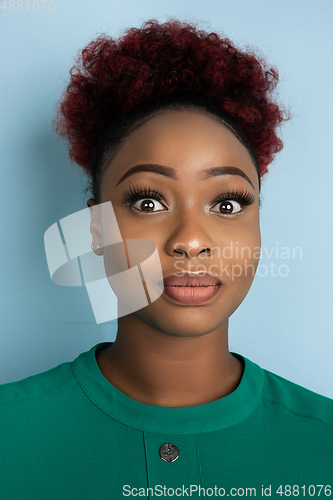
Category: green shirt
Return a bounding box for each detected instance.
[0,342,332,499]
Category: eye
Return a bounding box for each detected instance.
[210,189,255,216]
[132,198,166,213]
[212,199,242,215]
[120,185,168,213]
[121,186,255,215]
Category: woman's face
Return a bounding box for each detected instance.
[93,109,261,337]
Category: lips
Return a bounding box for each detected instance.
[162,272,222,305]
[163,272,222,287]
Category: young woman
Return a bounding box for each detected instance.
[1,18,332,500]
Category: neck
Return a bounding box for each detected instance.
[96,315,244,407]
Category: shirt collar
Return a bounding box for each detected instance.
[72,342,265,434]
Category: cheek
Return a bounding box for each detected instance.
[237,228,261,264]
[111,205,145,241]
[219,224,261,283]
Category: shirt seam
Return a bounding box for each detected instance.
[263,395,333,430]
[0,380,78,406]
[143,431,151,498]
[71,359,144,430]
[195,435,204,487]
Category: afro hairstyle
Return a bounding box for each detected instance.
[52,17,290,204]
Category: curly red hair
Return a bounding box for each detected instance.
[53,17,289,179]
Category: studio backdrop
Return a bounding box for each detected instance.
[1,0,332,397]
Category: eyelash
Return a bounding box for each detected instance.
[121,185,165,205]
[120,185,255,213]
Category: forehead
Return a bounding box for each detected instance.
[102,109,259,190]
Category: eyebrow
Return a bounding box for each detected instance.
[115,163,255,189]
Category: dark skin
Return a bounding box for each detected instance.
[87,109,261,407]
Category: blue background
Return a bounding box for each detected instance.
[1,0,333,397]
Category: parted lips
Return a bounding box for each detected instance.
[163,272,222,287]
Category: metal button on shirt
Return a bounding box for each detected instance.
[159,443,179,462]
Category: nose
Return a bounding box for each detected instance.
[165,211,215,260]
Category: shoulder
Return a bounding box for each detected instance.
[261,365,333,430]
[0,358,78,409]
